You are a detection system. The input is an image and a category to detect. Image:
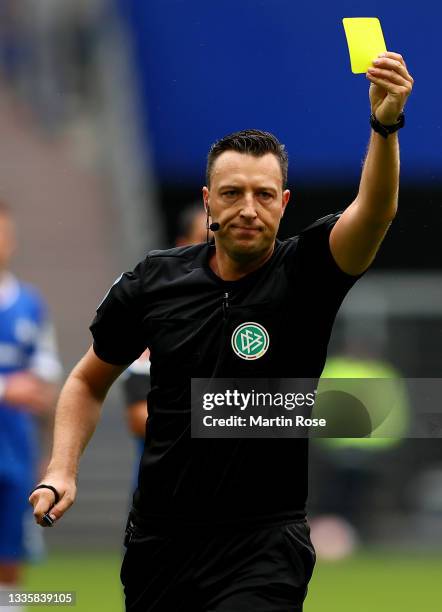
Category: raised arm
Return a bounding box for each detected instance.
[29,346,128,526]
[330,51,414,276]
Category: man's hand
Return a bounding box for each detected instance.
[28,347,128,527]
[367,51,414,125]
[4,372,56,414]
[29,475,77,527]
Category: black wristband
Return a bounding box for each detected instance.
[30,484,60,504]
[370,112,405,138]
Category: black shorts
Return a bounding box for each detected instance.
[120,519,316,611]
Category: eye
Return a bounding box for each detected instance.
[223,190,238,197]
[259,191,273,199]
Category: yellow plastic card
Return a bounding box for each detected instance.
[342,17,387,74]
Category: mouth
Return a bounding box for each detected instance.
[231,226,262,234]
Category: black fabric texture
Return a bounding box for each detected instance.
[90,213,364,529]
[120,518,315,611]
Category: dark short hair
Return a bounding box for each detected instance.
[206,129,288,188]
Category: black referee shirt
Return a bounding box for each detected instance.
[90,213,364,528]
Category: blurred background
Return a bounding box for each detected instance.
[0,0,441,610]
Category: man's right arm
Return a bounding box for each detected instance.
[29,346,128,526]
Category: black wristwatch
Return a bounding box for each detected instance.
[370,112,405,138]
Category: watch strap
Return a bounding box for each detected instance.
[370,112,405,138]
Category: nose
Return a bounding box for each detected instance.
[239,194,258,221]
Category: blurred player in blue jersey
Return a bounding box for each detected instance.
[121,205,208,483]
[0,202,62,604]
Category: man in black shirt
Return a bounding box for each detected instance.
[30,51,413,611]
[121,205,208,448]
[121,206,208,482]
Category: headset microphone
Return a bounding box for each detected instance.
[206,204,220,243]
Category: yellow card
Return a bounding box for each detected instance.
[342,17,387,74]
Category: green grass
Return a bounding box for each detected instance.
[23,551,442,611]
[24,553,124,612]
[306,552,442,612]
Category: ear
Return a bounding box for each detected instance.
[202,186,210,214]
[281,189,291,217]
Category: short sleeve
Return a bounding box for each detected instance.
[296,212,366,291]
[89,258,149,366]
[24,285,63,381]
[29,319,63,382]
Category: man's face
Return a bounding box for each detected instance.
[0,213,15,271]
[203,151,290,260]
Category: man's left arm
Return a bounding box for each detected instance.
[330,51,414,276]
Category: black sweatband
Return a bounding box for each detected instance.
[30,484,60,505]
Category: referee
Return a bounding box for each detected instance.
[121,206,208,476]
[30,51,413,611]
